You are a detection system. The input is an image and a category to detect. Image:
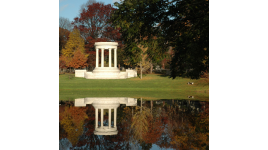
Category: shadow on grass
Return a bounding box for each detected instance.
[157,74,170,78]
[138,73,176,79]
[154,73,208,81]
[137,73,148,78]
[60,73,75,80]
[153,73,174,79]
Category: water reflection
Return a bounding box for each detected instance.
[59,98,209,150]
[75,97,137,136]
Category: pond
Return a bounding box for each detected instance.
[59,98,209,150]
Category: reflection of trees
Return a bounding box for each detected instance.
[59,123,67,141]
[142,115,163,144]
[168,101,209,150]
[131,105,152,142]
[140,141,152,150]
[59,106,88,146]
[117,107,134,149]
[155,102,172,149]
[142,100,164,144]
[131,99,165,147]
[76,105,102,149]
[59,100,209,149]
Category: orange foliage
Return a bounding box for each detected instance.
[59,106,88,146]
[69,49,88,69]
[59,55,67,69]
[59,55,72,69]
[142,116,164,144]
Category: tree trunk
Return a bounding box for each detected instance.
[141,98,142,112]
[140,61,142,79]
[151,100,152,114]
[150,62,153,74]
[118,64,120,70]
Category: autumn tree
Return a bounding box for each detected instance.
[59,55,67,73]
[136,44,150,79]
[61,29,88,69]
[121,42,149,79]
[62,29,85,58]
[69,48,89,69]
[59,27,70,56]
[79,0,98,14]
[72,2,121,52]
[72,1,122,68]
[59,17,73,55]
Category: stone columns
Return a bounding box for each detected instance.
[114,49,117,68]
[101,108,103,127]
[109,48,111,68]
[95,108,98,128]
[109,108,111,129]
[101,48,104,67]
[114,108,117,127]
[96,49,98,68]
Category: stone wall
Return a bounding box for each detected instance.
[75,69,87,77]
[126,69,137,78]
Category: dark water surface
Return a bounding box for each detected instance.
[59,98,209,150]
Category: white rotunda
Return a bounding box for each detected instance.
[75,42,137,79]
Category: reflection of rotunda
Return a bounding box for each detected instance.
[75,42,137,79]
[75,97,137,135]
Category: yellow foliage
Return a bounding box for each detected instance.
[60,106,88,146]
[131,106,152,141]
[62,29,85,59]
[123,58,131,66]
[136,44,151,73]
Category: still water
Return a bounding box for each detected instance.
[59,98,209,150]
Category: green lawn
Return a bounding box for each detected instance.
[59,73,209,101]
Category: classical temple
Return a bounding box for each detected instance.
[75,42,137,79]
